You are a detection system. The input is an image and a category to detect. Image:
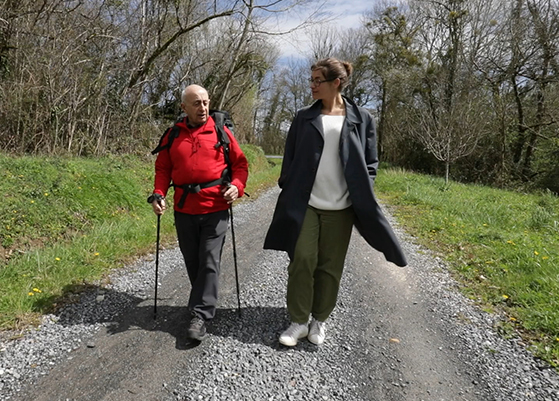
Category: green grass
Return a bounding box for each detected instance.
[240,145,282,197]
[0,148,280,330]
[375,167,559,366]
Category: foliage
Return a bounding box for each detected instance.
[0,0,291,155]
[363,0,559,193]
[2,0,559,194]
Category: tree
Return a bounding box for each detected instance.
[256,58,311,154]
[0,0,312,154]
[412,96,488,183]
[364,4,422,156]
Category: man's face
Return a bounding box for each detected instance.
[181,88,210,126]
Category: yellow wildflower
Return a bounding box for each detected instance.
[534,251,539,256]
[502,294,509,299]
[55,257,61,261]
[28,292,34,296]
[44,193,49,196]
[32,288,41,293]
[542,256,549,260]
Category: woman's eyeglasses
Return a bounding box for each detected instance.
[308,78,336,86]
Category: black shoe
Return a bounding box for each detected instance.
[187,314,207,341]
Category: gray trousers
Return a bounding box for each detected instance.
[175,209,229,321]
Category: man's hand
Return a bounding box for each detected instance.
[221,184,239,204]
[151,198,166,215]
[148,194,167,215]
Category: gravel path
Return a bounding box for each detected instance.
[1,186,558,401]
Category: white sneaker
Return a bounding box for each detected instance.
[279,322,309,346]
[308,318,326,345]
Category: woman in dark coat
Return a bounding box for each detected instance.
[264,57,407,347]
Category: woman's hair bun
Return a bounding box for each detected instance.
[343,61,353,77]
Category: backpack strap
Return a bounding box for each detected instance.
[211,110,248,196]
[151,125,180,155]
[212,111,232,181]
[172,168,229,208]
[152,112,243,206]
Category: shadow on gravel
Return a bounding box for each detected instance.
[210,307,319,353]
[52,284,308,351]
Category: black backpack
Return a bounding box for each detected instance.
[151,109,236,208]
[151,109,234,166]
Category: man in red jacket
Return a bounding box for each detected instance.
[149,84,249,341]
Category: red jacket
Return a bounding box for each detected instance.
[153,116,249,214]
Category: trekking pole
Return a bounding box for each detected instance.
[154,214,161,320]
[229,204,242,317]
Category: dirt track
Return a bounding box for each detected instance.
[10,187,556,401]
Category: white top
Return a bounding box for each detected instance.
[308,115,352,210]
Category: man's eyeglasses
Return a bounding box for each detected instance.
[308,78,336,86]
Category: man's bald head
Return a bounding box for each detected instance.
[181,84,208,104]
[181,85,210,126]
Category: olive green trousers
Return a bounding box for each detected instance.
[286,206,355,323]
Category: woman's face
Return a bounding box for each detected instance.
[310,69,338,100]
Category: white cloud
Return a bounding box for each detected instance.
[264,0,377,60]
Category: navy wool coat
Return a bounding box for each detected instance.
[263,96,407,267]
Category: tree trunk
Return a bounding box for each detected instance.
[523,83,544,177]
[511,75,527,166]
[216,0,254,110]
[378,82,387,158]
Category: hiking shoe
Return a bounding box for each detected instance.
[308,318,326,345]
[187,314,207,341]
[279,322,309,347]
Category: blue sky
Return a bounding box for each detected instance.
[264,0,377,60]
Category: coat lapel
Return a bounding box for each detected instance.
[304,100,325,138]
[304,96,362,139]
[342,95,363,137]
[340,96,363,166]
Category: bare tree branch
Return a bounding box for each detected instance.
[128,9,234,89]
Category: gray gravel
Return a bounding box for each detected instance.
[1,186,559,401]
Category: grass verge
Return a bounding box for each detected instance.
[375,167,559,367]
[0,148,281,330]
